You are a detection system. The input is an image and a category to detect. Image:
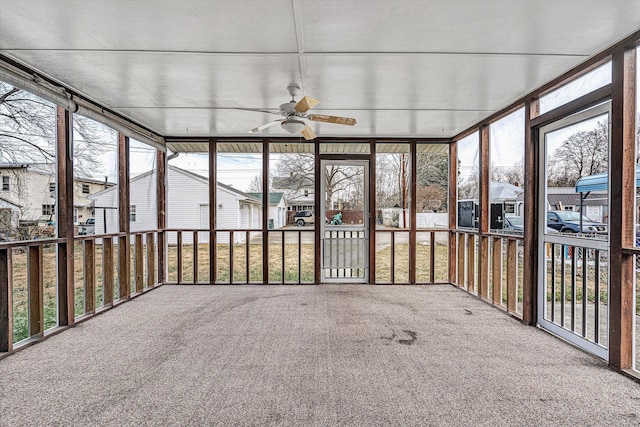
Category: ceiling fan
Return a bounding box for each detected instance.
[241,85,356,140]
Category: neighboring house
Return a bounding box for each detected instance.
[272,175,314,212]
[246,192,287,228]
[89,165,262,244]
[0,163,112,237]
[515,187,609,222]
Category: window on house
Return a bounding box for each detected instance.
[82,183,90,194]
[130,205,137,222]
[49,182,55,193]
[304,189,309,197]
[73,208,78,224]
[42,204,55,215]
[2,176,9,191]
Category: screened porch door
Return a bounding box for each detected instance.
[537,102,611,359]
[320,160,369,283]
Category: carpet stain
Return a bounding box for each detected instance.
[398,330,418,345]
[381,330,417,345]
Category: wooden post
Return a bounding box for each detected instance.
[103,237,114,306]
[522,99,540,325]
[448,141,458,284]
[478,125,490,298]
[118,133,130,299]
[609,46,636,371]
[56,106,74,326]
[28,245,43,337]
[208,141,216,284]
[84,240,95,314]
[0,248,13,352]
[409,141,417,284]
[157,150,167,285]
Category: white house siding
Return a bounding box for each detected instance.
[92,166,262,245]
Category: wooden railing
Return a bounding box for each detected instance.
[164,228,315,285]
[0,230,161,358]
[454,230,524,318]
[1,226,526,358]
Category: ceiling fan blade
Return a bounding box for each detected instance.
[233,107,282,116]
[308,114,356,126]
[249,120,283,134]
[293,96,320,113]
[301,125,317,140]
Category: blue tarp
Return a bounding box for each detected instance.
[575,166,640,193]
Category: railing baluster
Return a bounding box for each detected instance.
[560,244,566,327]
[84,240,95,314]
[135,234,143,293]
[281,231,285,284]
[594,250,600,343]
[467,234,475,292]
[492,238,501,305]
[0,248,13,352]
[103,238,114,306]
[582,247,588,338]
[177,232,183,285]
[390,232,395,284]
[551,243,556,322]
[28,245,43,337]
[571,246,576,332]
[457,233,464,287]
[230,231,234,284]
[246,231,251,284]
[506,239,517,313]
[426,232,434,283]
[146,233,155,288]
[193,231,199,284]
[298,231,302,284]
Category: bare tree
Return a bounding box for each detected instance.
[274,153,363,206]
[547,120,608,187]
[0,81,110,175]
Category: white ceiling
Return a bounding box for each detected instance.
[1,0,640,141]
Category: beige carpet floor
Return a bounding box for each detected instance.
[1,284,639,426]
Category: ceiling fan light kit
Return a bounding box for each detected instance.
[281,118,307,134]
[244,86,357,140]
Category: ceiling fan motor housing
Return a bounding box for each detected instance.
[279,101,298,116]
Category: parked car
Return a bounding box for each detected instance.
[78,217,95,235]
[503,216,524,233]
[546,210,607,234]
[293,210,314,226]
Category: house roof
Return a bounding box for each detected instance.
[246,192,285,206]
[0,195,21,209]
[0,162,113,185]
[516,187,608,206]
[272,176,314,191]
[489,182,523,201]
